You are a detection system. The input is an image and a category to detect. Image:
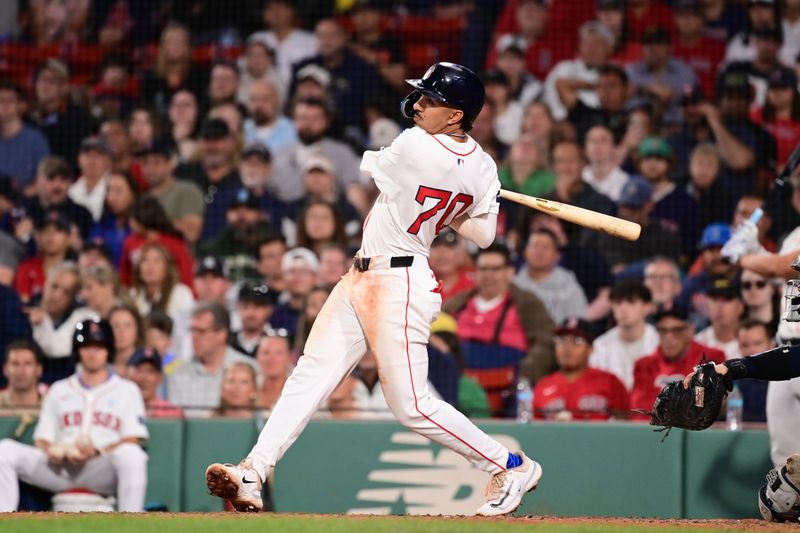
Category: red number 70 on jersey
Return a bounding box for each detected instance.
[407,185,474,235]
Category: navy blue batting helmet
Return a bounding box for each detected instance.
[401,62,486,131]
[73,318,115,362]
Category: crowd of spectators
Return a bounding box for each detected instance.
[1,0,799,433]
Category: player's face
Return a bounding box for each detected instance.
[412,95,464,135]
[238,301,272,333]
[611,298,652,328]
[79,344,109,372]
[555,335,592,372]
[256,337,292,379]
[738,326,774,357]
[221,366,257,409]
[3,349,42,391]
[707,296,744,328]
[656,317,692,361]
[110,309,139,351]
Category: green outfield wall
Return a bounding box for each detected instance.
[0,418,772,518]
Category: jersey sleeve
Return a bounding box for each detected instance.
[120,383,149,441]
[469,157,501,217]
[360,127,416,199]
[33,386,59,444]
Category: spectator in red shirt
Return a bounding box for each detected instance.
[672,0,726,99]
[534,317,629,421]
[629,302,726,418]
[626,0,674,42]
[119,197,194,288]
[127,348,183,419]
[15,210,72,304]
[429,230,475,304]
[750,69,800,172]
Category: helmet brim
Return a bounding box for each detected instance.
[405,79,451,106]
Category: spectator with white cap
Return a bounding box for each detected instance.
[293,65,331,102]
[270,248,319,339]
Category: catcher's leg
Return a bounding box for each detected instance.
[759,453,800,522]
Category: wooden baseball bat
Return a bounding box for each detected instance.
[499,189,641,242]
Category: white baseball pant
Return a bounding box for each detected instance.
[0,439,148,512]
[248,259,511,479]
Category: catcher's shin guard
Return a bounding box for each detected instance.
[758,454,800,523]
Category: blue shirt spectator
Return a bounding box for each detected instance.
[0,81,50,189]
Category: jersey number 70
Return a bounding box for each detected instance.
[407,185,474,235]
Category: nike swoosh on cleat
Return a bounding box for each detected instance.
[242,476,257,484]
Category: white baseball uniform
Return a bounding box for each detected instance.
[0,373,149,512]
[247,126,511,479]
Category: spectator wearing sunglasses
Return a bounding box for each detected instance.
[740,268,780,337]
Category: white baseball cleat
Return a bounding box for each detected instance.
[205,460,263,512]
[476,451,542,517]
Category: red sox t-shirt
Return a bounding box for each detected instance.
[533,368,629,421]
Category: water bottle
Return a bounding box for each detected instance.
[516,378,534,423]
[726,385,743,431]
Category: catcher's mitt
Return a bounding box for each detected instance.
[647,362,733,438]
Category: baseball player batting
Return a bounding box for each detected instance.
[205,62,542,516]
[0,319,149,512]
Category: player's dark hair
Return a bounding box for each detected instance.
[476,242,512,266]
[193,301,231,332]
[610,279,652,303]
[598,64,628,86]
[530,228,561,251]
[4,339,45,367]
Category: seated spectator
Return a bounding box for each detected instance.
[108,304,145,375]
[80,265,127,319]
[0,340,44,416]
[671,1,726,99]
[429,231,475,304]
[255,334,294,409]
[444,243,555,415]
[167,90,200,164]
[589,176,681,272]
[126,348,183,419]
[722,0,777,63]
[89,171,137,266]
[208,62,241,109]
[567,65,631,145]
[145,311,179,376]
[198,189,274,282]
[270,98,363,203]
[239,145,290,229]
[723,25,792,109]
[740,268,780,336]
[514,229,588,324]
[685,143,738,231]
[294,286,332,354]
[294,200,348,257]
[175,118,243,243]
[629,303,725,417]
[99,119,139,184]
[77,240,113,272]
[0,80,50,193]
[590,280,659,391]
[257,235,288,293]
[549,140,615,245]
[193,256,234,308]
[702,0,747,43]
[127,107,160,166]
[244,80,298,154]
[119,197,194,288]
[637,137,700,257]
[498,132,555,200]
[0,285,32,386]
[750,69,800,172]
[317,245,348,288]
[0,319,149,512]
[349,0,407,95]
[238,38,284,107]
[492,35,543,108]
[208,102,246,144]
[535,318,629,420]
[30,59,92,167]
[271,248,320,339]
[250,0,318,92]
[28,262,96,382]
[625,0,674,42]
[130,243,195,325]
[694,277,744,360]
[69,137,113,223]
[544,21,614,121]
[137,141,205,245]
[140,22,208,117]
[484,69,523,147]
[678,223,736,316]
[300,155,361,234]
[24,157,94,241]
[520,101,556,156]
[348,348,393,419]
[230,282,278,357]
[168,302,259,411]
[15,211,73,304]
[626,26,697,126]
[582,124,629,203]
[216,362,259,418]
[735,319,774,423]
[92,54,139,121]
[644,256,682,306]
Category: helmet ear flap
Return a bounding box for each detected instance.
[401,90,422,120]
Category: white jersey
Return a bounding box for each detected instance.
[359,127,500,257]
[776,226,800,341]
[589,324,660,390]
[33,373,148,450]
